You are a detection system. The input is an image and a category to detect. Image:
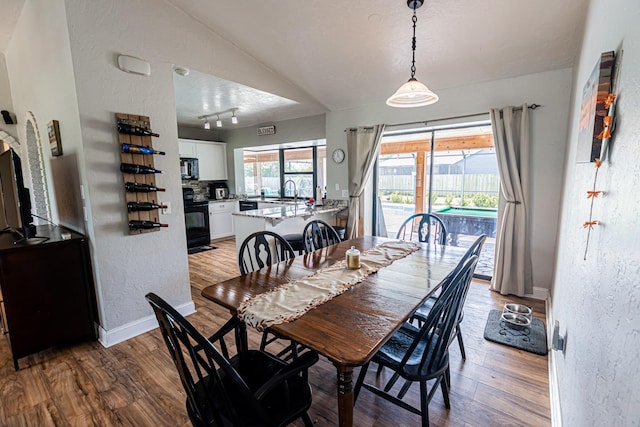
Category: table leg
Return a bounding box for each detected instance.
[334,363,354,427]
[234,318,248,352]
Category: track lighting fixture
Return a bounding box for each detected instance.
[198,108,239,128]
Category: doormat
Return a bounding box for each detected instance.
[483,309,548,355]
[188,245,216,254]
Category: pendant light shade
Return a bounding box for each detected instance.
[388,0,438,108]
[386,78,438,107]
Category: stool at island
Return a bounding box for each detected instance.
[282,233,305,255]
[332,226,346,241]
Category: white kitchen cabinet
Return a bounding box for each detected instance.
[209,201,235,240]
[197,141,228,181]
[178,139,227,181]
[178,140,197,158]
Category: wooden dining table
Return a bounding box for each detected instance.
[201,236,467,427]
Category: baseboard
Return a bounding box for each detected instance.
[525,286,549,301]
[473,281,550,302]
[546,295,563,426]
[97,300,196,347]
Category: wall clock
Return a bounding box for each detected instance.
[332,148,345,164]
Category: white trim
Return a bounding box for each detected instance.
[546,294,563,426]
[525,286,549,301]
[97,300,196,347]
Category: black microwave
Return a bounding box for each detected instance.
[180,157,199,180]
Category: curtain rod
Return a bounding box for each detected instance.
[345,103,540,131]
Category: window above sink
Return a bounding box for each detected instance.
[242,140,326,200]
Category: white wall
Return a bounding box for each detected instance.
[53,0,331,337]
[177,125,224,142]
[326,68,573,292]
[0,54,17,139]
[4,0,82,231]
[552,0,640,424]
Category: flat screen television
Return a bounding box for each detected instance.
[0,148,36,241]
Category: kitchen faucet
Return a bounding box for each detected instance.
[283,179,297,204]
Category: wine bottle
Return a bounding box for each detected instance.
[121,143,165,155]
[127,202,167,211]
[120,163,162,174]
[124,182,166,192]
[117,123,159,137]
[128,220,168,230]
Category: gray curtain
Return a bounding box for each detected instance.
[346,125,385,239]
[490,105,533,296]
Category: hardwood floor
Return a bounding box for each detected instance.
[0,238,550,426]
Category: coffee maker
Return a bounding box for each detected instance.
[208,182,229,200]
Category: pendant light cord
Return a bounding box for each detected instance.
[410,4,417,79]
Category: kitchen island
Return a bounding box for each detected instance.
[232,201,347,254]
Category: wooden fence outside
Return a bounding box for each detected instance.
[378,174,500,196]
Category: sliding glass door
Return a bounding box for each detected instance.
[374,122,498,279]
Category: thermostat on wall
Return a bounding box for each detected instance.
[117,55,151,76]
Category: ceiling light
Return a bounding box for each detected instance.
[198,107,238,128]
[387,0,438,108]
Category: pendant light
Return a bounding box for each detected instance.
[216,114,222,127]
[386,0,438,108]
[203,118,210,130]
[231,109,238,124]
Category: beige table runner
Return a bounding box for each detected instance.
[238,240,421,331]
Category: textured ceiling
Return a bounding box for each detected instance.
[0,0,589,129]
[173,68,323,129]
[168,0,588,127]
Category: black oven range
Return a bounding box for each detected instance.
[182,188,211,252]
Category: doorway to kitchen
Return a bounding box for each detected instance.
[374,121,498,279]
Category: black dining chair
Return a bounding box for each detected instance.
[237,231,302,360]
[410,234,487,360]
[354,255,479,427]
[302,219,341,253]
[146,292,318,427]
[396,213,448,245]
[238,231,296,275]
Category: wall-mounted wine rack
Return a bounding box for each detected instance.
[116,113,167,235]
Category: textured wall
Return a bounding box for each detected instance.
[326,68,574,292]
[552,0,640,424]
[59,0,331,332]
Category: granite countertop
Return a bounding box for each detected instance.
[206,198,237,203]
[233,201,347,220]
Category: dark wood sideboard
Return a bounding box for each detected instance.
[0,225,97,370]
